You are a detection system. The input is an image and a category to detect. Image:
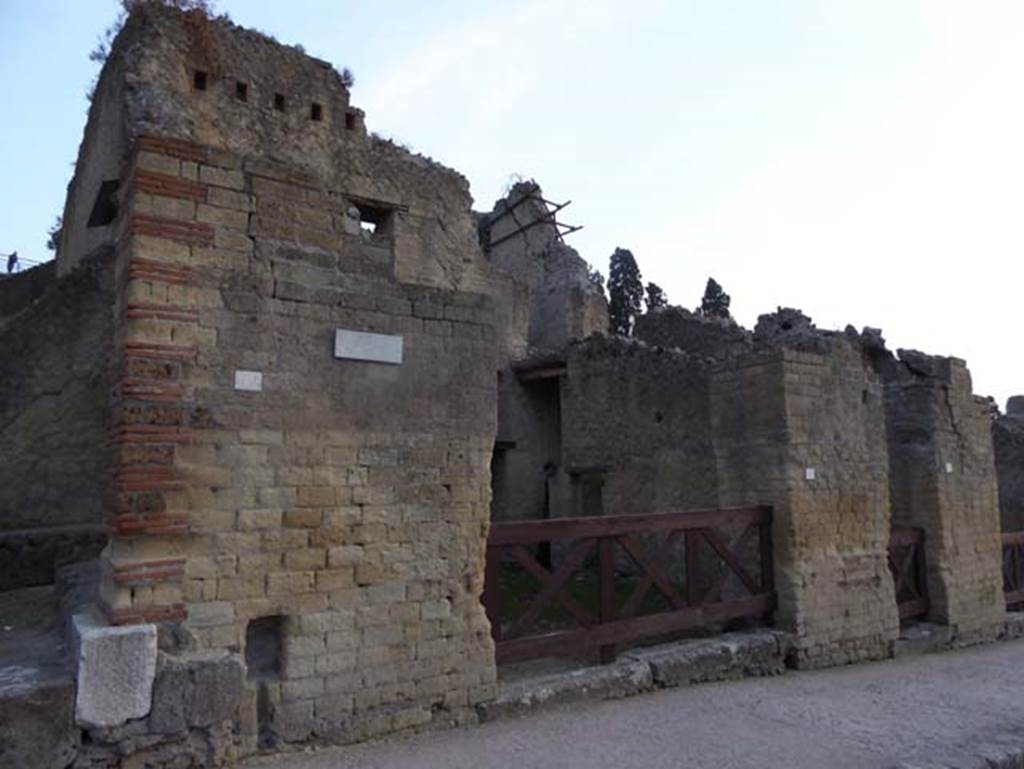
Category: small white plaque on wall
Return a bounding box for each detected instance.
[334,329,403,365]
[805,467,816,481]
[234,370,263,392]
[945,462,954,474]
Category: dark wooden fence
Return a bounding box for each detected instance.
[1003,531,1024,608]
[482,506,774,664]
[888,527,929,621]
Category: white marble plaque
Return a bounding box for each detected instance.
[234,370,263,392]
[334,329,403,365]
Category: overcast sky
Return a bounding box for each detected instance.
[1,1,1021,407]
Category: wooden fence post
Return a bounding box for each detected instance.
[599,537,616,663]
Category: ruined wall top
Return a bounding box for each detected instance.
[58,4,483,281]
[634,306,752,362]
[479,181,607,354]
[106,6,366,158]
[1008,396,1024,418]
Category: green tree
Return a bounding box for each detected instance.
[608,248,643,335]
[700,277,731,319]
[645,282,668,312]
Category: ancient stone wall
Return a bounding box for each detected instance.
[995,399,1024,532]
[560,336,719,517]
[61,5,493,295]
[482,182,607,354]
[0,253,113,533]
[634,306,752,361]
[882,352,1005,641]
[96,132,498,750]
[711,342,899,668]
[8,5,1017,766]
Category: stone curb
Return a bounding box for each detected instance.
[477,629,793,722]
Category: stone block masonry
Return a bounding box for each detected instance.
[711,343,900,668]
[882,352,1006,643]
[96,131,499,750]
[5,4,1015,766]
[560,335,720,517]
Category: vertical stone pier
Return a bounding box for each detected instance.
[712,342,899,667]
[883,352,1005,642]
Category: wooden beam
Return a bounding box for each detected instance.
[515,365,567,382]
[489,506,772,546]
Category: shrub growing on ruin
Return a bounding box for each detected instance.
[90,0,221,64]
[608,248,644,335]
[46,215,63,255]
[700,277,731,319]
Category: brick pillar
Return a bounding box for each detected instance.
[884,353,1005,642]
[100,136,214,625]
[712,343,899,668]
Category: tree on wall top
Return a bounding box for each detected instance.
[607,248,644,335]
[645,282,668,312]
[700,277,731,319]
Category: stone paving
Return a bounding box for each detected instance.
[244,639,1024,769]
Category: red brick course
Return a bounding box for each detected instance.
[129,214,214,247]
[135,135,209,164]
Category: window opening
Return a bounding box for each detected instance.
[86,180,120,228]
[352,201,395,239]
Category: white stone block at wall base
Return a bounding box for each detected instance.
[334,329,403,364]
[72,609,157,728]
